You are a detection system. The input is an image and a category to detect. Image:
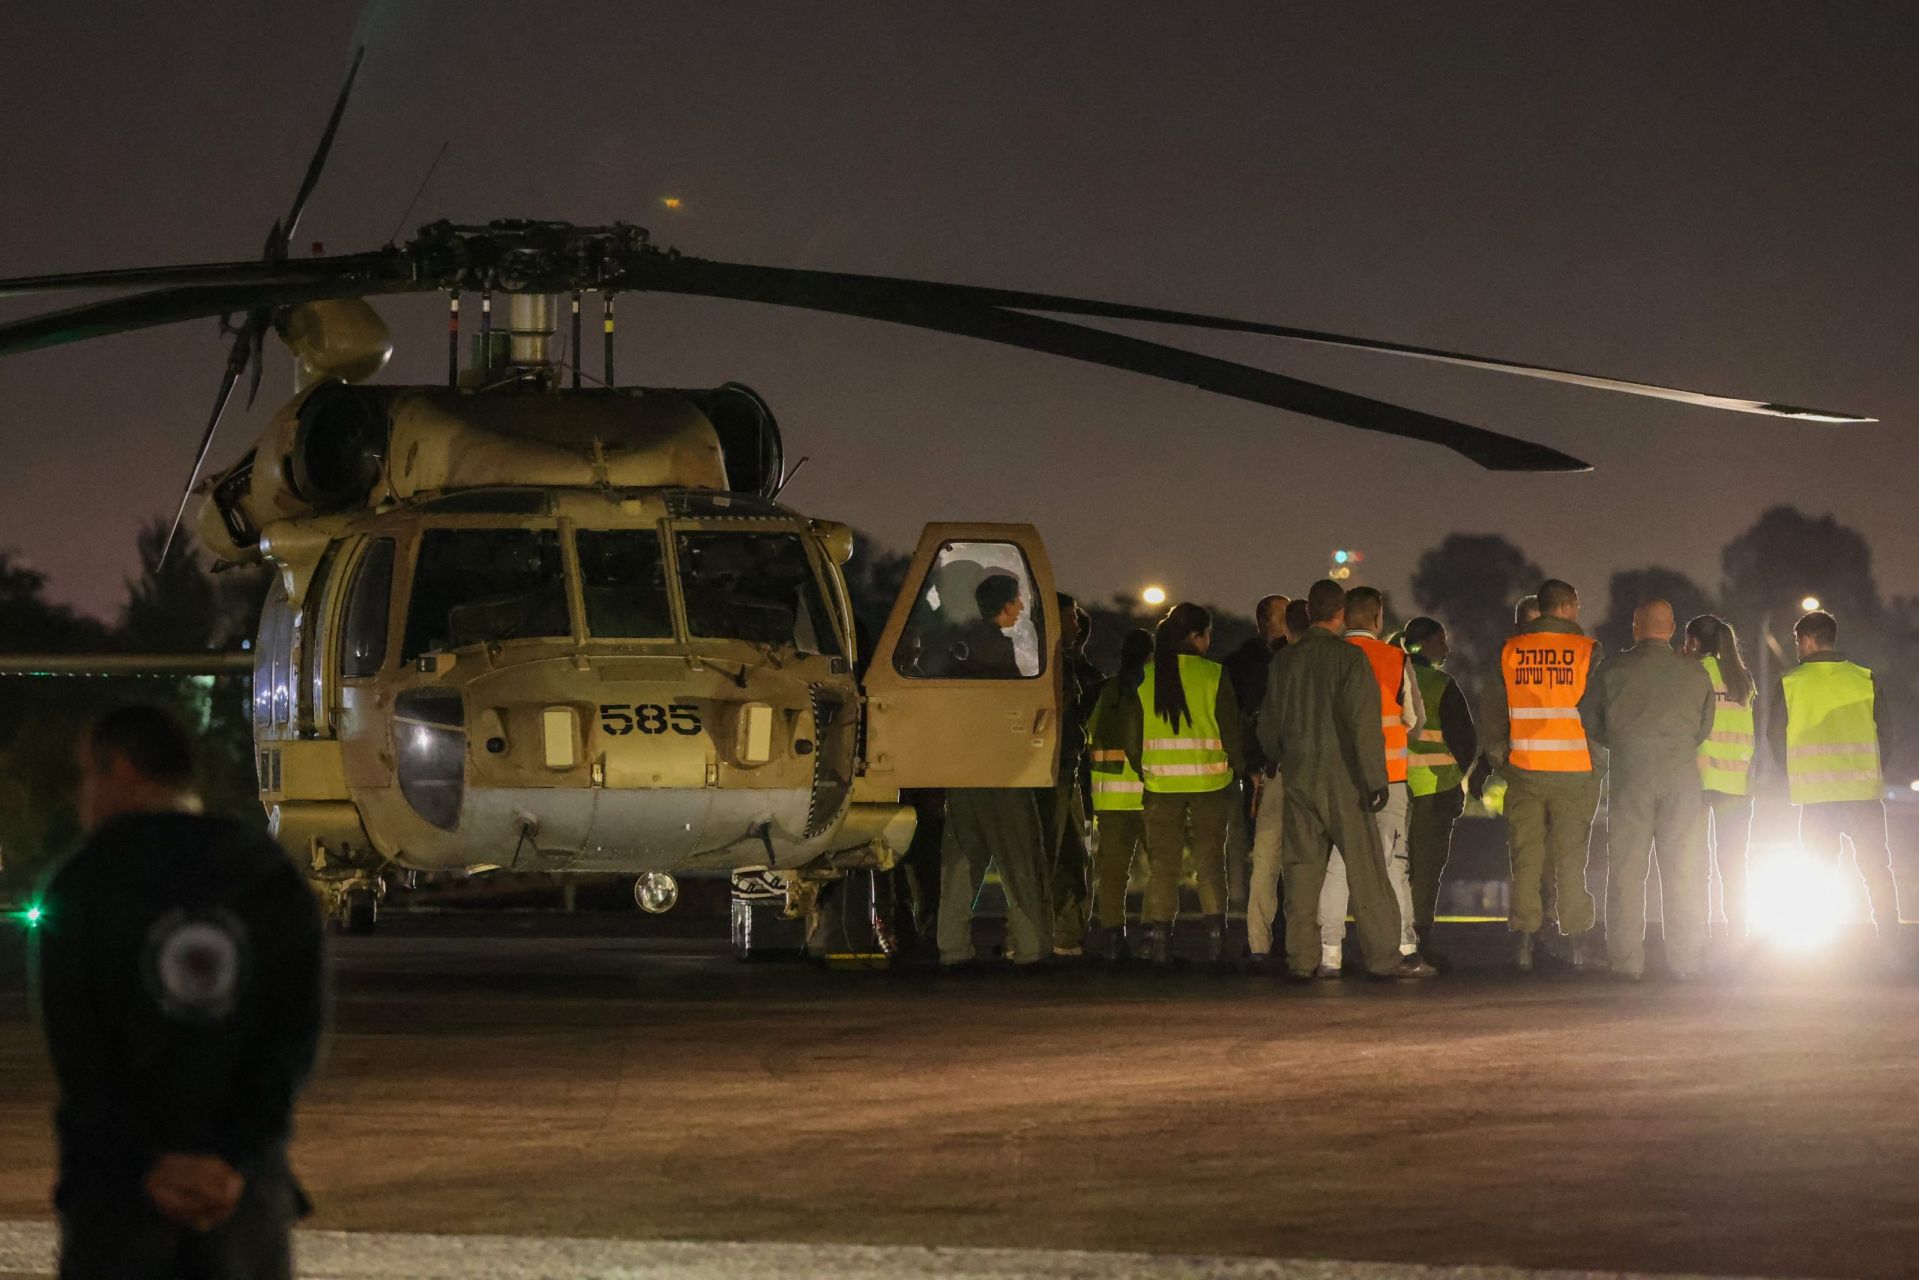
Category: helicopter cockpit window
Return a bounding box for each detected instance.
[340,538,395,678]
[675,531,841,657]
[402,529,569,660]
[893,541,1045,680]
[576,529,672,638]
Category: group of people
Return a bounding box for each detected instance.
[934,572,1903,981]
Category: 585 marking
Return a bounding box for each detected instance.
[599,703,702,737]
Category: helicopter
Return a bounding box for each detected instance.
[0,47,1870,942]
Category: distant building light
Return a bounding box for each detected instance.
[661,196,684,210]
[1333,550,1349,565]
[1140,585,1167,608]
[1800,596,1822,613]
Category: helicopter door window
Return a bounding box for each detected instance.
[253,583,295,728]
[401,528,570,660]
[340,538,396,678]
[893,540,1045,679]
[674,532,842,657]
[575,529,673,638]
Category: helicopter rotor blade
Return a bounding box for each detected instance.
[632,261,1587,471]
[0,259,364,300]
[0,271,410,358]
[635,259,1874,425]
[269,44,368,260]
[159,332,251,565]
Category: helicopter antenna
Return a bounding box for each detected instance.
[771,455,810,501]
[387,139,449,244]
[160,43,367,566]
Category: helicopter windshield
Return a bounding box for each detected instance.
[675,531,841,656]
[402,528,570,658]
[577,529,673,638]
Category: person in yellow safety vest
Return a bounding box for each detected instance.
[1766,609,1902,965]
[1682,614,1756,937]
[1476,578,1604,973]
[1118,602,1245,967]
[1315,586,1425,976]
[1084,628,1154,963]
[1401,617,1477,964]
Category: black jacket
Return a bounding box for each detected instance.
[1222,635,1286,772]
[32,812,327,1195]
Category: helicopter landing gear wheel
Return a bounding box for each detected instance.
[340,886,379,936]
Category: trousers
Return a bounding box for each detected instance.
[1037,774,1090,951]
[58,1170,299,1280]
[1244,774,1287,956]
[1407,788,1465,927]
[1319,781,1416,958]
[1279,781,1403,976]
[1141,786,1234,923]
[1504,769,1600,934]
[936,788,1050,965]
[1799,800,1901,943]
[1090,809,1144,930]
[1705,790,1752,932]
[1604,765,1709,977]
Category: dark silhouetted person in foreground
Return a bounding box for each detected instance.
[33,705,327,1280]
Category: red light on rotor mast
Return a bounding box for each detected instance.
[311,241,325,256]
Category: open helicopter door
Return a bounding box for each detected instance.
[861,523,1062,789]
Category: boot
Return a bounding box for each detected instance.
[1514,931,1535,973]
[1089,924,1126,965]
[1143,923,1172,967]
[1202,914,1228,968]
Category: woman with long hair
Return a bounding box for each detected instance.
[1683,614,1756,937]
[1125,602,1245,965]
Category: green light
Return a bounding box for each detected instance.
[1333,550,1349,564]
[22,906,41,927]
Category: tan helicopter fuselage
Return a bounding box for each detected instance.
[206,371,1061,913]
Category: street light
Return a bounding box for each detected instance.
[1800,595,1822,613]
[1140,585,1167,608]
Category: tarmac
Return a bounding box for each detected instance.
[1,916,1915,1279]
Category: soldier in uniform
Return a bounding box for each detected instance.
[31,705,327,1280]
[1586,600,1716,980]
[936,574,1052,967]
[1479,578,1605,972]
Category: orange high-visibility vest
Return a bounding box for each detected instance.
[1349,633,1410,784]
[1499,629,1597,772]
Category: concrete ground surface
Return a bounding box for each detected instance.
[1,919,1914,1279]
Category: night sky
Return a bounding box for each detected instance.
[2,2,1913,622]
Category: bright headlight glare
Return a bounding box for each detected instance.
[1747,846,1849,953]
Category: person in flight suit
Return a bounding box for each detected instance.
[32,705,327,1280]
[937,573,1053,967]
[1585,600,1716,980]
[1258,580,1436,980]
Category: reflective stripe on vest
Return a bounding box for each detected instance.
[1697,655,1756,796]
[1407,663,1464,797]
[1782,659,1882,804]
[1500,630,1596,772]
[1350,633,1410,783]
[1135,653,1233,794]
[1086,693,1145,812]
